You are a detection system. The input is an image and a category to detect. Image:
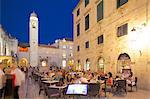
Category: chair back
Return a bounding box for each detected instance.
[88,83,100,96]
[47,88,60,98]
[116,80,126,88]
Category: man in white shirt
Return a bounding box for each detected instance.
[0,62,5,98]
[11,64,25,99]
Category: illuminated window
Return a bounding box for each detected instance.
[42,61,47,67]
[62,60,66,67]
[84,58,90,70]
[98,58,104,72]
[77,60,81,70]
[63,45,67,49]
[69,46,73,50]
[62,53,66,58]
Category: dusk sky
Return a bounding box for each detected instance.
[0,0,79,44]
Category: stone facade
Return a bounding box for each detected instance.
[73,0,150,90]
[0,25,18,65]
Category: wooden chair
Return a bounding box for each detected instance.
[113,80,127,95]
[46,88,61,99]
[88,83,100,97]
[128,77,138,91]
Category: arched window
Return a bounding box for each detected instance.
[117,53,131,73]
[62,60,66,68]
[77,60,81,70]
[84,58,90,71]
[98,57,104,72]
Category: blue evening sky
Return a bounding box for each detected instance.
[0,0,79,44]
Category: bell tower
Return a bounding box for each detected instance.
[29,12,38,67]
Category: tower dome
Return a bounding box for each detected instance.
[30,12,37,17]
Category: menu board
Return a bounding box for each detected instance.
[66,84,87,95]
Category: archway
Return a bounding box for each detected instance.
[117,53,131,73]
[98,57,104,72]
[19,58,28,67]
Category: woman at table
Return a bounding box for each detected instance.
[127,72,135,86]
[100,72,113,96]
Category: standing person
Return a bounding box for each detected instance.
[0,62,5,98]
[11,64,25,99]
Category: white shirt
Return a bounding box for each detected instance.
[80,77,88,83]
[0,69,4,89]
[11,68,25,86]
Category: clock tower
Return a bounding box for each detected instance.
[29,12,38,67]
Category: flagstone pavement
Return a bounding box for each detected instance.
[19,78,150,99]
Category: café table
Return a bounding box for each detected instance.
[49,85,67,89]
[42,80,59,85]
[41,77,51,81]
[49,85,68,97]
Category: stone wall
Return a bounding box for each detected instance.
[73,0,150,90]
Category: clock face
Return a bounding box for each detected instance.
[31,21,36,28]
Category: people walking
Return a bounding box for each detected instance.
[11,64,25,99]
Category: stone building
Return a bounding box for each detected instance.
[18,12,74,70]
[73,0,150,90]
[0,25,18,66]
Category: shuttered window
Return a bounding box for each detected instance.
[98,35,104,44]
[85,0,89,7]
[97,1,103,22]
[117,23,128,37]
[117,0,128,8]
[85,14,89,31]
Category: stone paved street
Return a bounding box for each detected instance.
[19,78,150,99]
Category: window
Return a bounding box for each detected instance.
[70,53,73,57]
[98,58,104,72]
[62,53,66,58]
[85,41,89,48]
[42,61,47,67]
[63,45,67,49]
[85,14,89,31]
[85,0,89,7]
[97,0,103,22]
[77,9,80,16]
[69,46,73,50]
[85,58,90,70]
[117,23,128,37]
[77,60,81,70]
[117,0,128,8]
[62,60,66,68]
[77,23,80,36]
[98,35,104,44]
[77,45,80,52]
